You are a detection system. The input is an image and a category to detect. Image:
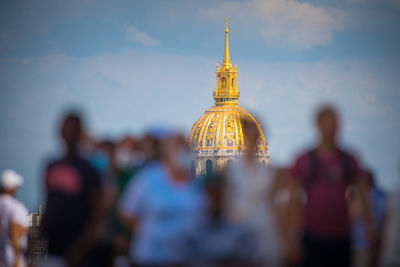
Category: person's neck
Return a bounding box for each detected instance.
[317,141,337,154]
[244,149,256,163]
[164,162,188,184]
[0,191,15,197]
[65,148,78,158]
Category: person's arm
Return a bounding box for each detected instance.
[10,222,27,267]
[283,155,309,265]
[356,176,374,243]
[370,195,390,267]
[268,168,290,241]
[118,208,137,231]
[269,167,303,265]
[285,177,303,263]
[65,187,109,267]
[117,173,146,234]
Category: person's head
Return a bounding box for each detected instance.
[97,139,115,158]
[60,112,83,155]
[95,139,116,174]
[115,135,138,169]
[141,134,161,162]
[0,170,23,196]
[315,105,339,146]
[160,133,191,180]
[241,117,261,156]
[117,136,136,151]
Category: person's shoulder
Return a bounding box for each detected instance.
[46,156,65,169]
[133,162,163,183]
[9,197,28,216]
[337,147,360,161]
[46,155,92,170]
[296,147,315,159]
[337,148,362,171]
[136,161,162,176]
[292,148,315,166]
[228,158,248,172]
[74,155,97,169]
[68,156,101,179]
[16,199,28,214]
[122,164,162,198]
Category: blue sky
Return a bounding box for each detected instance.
[0,0,399,211]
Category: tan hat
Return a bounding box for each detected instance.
[0,169,24,190]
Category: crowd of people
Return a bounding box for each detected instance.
[1,105,399,267]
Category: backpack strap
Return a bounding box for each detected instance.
[304,148,356,191]
[304,149,318,191]
[336,149,355,186]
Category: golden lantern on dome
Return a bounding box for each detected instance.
[188,19,269,176]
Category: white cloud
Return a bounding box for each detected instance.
[201,0,348,49]
[123,25,161,46]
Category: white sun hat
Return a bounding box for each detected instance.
[0,169,24,190]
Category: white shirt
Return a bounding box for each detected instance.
[0,194,28,267]
[224,159,283,266]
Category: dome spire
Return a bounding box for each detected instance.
[223,17,230,66]
[213,18,239,106]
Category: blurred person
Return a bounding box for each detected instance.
[42,112,109,267]
[381,161,400,267]
[118,131,204,266]
[77,131,97,160]
[111,136,140,259]
[0,170,28,267]
[115,136,144,194]
[185,172,254,266]
[112,130,166,262]
[224,117,285,266]
[351,170,388,267]
[140,133,161,165]
[92,139,120,266]
[93,139,117,181]
[288,105,372,267]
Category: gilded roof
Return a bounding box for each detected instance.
[188,105,267,153]
[188,19,268,157]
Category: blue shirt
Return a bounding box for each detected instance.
[352,188,387,249]
[119,162,204,264]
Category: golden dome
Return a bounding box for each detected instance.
[188,105,268,155]
[188,19,269,175]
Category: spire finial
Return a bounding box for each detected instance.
[223,17,230,65]
[214,19,239,105]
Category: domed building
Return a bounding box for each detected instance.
[188,20,269,176]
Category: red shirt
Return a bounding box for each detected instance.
[291,150,361,238]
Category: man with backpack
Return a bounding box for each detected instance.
[42,113,109,267]
[288,106,373,267]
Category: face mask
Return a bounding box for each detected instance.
[91,151,110,173]
[116,148,145,169]
[115,148,133,169]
